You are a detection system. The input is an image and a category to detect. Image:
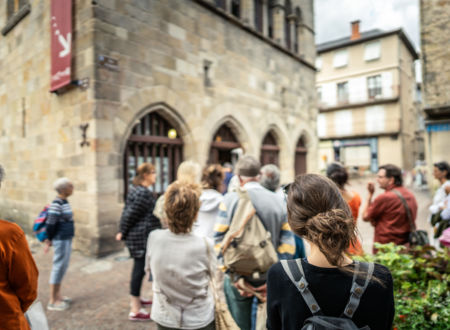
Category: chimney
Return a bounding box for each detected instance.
[351,20,361,40]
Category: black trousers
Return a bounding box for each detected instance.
[130,257,146,297]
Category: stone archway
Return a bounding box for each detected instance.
[294,135,308,176]
[208,123,242,165]
[124,110,184,197]
[260,130,280,166]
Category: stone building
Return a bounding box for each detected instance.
[420,0,450,172]
[0,0,317,256]
[316,21,421,172]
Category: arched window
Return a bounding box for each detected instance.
[294,7,302,53]
[294,136,307,175]
[284,0,292,50]
[124,112,183,197]
[260,131,279,165]
[215,0,226,10]
[254,0,263,33]
[231,0,241,18]
[209,124,241,164]
[267,0,274,38]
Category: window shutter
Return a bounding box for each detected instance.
[365,41,381,61]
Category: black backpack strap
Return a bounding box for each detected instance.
[280,259,323,316]
[342,261,374,318]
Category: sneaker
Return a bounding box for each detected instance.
[62,296,72,303]
[47,301,70,311]
[129,309,151,321]
[140,298,152,307]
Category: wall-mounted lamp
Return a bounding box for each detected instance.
[168,128,177,139]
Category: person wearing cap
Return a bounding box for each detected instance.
[214,156,295,330]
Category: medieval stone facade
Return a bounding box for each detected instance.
[420,0,450,172]
[0,0,317,256]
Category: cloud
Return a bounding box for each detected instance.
[314,0,420,49]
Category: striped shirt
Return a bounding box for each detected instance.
[46,197,74,240]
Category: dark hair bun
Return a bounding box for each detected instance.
[307,209,356,265]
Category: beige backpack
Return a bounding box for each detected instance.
[221,188,278,277]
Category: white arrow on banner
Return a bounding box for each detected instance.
[57,32,71,57]
[51,16,71,58]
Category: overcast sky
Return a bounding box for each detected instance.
[314,0,420,50]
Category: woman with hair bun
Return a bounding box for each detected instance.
[116,163,161,321]
[266,174,394,330]
[326,162,363,255]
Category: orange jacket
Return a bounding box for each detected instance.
[0,219,39,330]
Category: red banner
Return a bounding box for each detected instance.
[50,0,72,92]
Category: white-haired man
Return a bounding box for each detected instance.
[46,177,74,311]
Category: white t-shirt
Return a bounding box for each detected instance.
[430,180,450,214]
[146,229,216,329]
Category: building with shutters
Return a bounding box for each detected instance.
[316,21,421,173]
[0,0,317,255]
[420,0,450,177]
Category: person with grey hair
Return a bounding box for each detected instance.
[260,164,281,192]
[214,156,295,330]
[260,164,306,260]
[0,165,39,329]
[46,177,74,311]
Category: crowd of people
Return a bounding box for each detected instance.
[0,158,449,329]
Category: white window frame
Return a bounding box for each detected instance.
[317,86,322,101]
[316,56,322,71]
[337,81,349,103]
[333,49,348,68]
[364,41,381,61]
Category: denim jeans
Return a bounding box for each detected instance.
[49,239,72,284]
[223,275,253,330]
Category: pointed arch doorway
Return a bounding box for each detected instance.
[209,123,242,165]
[124,111,183,197]
[294,136,307,176]
[260,131,279,166]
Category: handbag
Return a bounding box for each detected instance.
[25,301,49,330]
[439,227,450,247]
[392,189,429,246]
[203,238,239,330]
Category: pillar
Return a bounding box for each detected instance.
[241,0,254,26]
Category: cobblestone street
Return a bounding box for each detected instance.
[30,176,433,330]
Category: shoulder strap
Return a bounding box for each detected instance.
[391,189,416,231]
[280,259,323,316]
[342,261,374,318]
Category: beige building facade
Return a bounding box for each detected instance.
[316,21,420,172]
[0,0,317,256]
[420,0,450,175]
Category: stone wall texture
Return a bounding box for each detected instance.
[0,0,317,256]
[420,0,450,108]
